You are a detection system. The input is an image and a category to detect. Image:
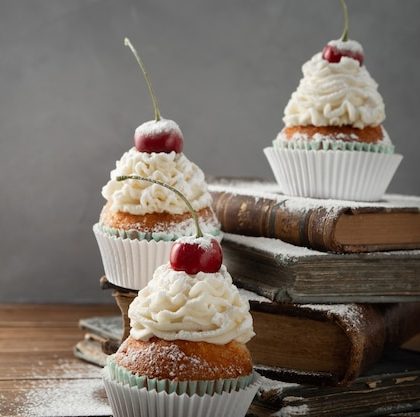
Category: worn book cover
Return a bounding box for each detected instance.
[222,233,420,303]
[78,282,420,387]
[209,180,420,254]
[255,349,420,417]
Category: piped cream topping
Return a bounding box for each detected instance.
[129,263,255,345]
[283,49,385,129]
[102,149,212,215]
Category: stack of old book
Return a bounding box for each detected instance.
[210,179,420,416]
[75,179,420,417]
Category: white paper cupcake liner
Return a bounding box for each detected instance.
[103,369,261,417]
[93,224,174,290]
[93,224,223,291]
[264,146,403,201]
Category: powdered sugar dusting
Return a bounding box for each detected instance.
[237,273,365,329]
[275,125,392,147]
[300,303,365,330]
[259,376,300,395]
[327,38,364,54]
[238,288,271,303]
[99,216,220,240]
[224,233,326,261]
[14,379,110,417]
[135,118,183,137]
[209,182,420,213]
[210,182,283,202]
[275,404,309,417]
[224,232,420,262]
[26,358,102,380]
[175,234,214,250]
[117,341,247,380]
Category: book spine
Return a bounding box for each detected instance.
[249,302,420,386]
[211,191,341,252]
[332,302,420,385]
[382,302,420,346]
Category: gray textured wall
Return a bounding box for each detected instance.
[1,0,419,303]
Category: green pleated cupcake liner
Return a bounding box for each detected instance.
[273,138,395,154]
[103,368,262,417]
[97,223,221,242]
[106,355,253,397]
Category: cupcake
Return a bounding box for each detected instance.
[103,180,261,417]
[93,38,220,290]
[264,1,402,201]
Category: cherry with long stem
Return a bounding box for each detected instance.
[124,37,161,122]
[322,0,364,65]
[339,0,349,41]
[124,38,184,153]
[117,175,222,274]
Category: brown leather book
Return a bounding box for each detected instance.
[222,233,420,303]
[76,298,420,387]
[209,181,420,253]
[254,348,420,416]
[73,333,109,367]
[87,278,420,387]
[246,294,420,387]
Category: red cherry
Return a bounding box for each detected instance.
[124,39,184,153]
[170,238,223,275]
[322,44,364,65]
[135,129,184,153]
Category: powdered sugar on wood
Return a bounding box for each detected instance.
[224,233,327,261]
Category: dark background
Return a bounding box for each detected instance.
[1,0,419,302]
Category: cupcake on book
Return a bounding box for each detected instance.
[103,178,260,417]
[93,38,220,290]
[264,0,402,201]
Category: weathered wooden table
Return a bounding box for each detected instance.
[0,304,272,417]
[0,304,118,417]
[1,304,419,417]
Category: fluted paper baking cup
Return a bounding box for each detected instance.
[106,356,253,396]
[103,368,261,417]
[264,146,403,201]
[93,224,173,290]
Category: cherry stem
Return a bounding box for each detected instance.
[116,175,204,238]
[124,37,162,122]
[339,0,349,41]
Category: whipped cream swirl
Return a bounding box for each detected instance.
[102,149,212,215]
[283,50,385,129]
[129,264,255,345]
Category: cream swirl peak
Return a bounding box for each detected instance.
[283,50,385,129]
[102,148,212,215]
[128,263,255,345]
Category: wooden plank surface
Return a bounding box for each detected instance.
[0,304,118,417]
[1,304,420,417]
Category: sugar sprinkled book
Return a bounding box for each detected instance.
[209,180,420,253]
[222,233,420,303]
[79,279,420,387]
[245,291,420,386]
[254,349,420,417]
